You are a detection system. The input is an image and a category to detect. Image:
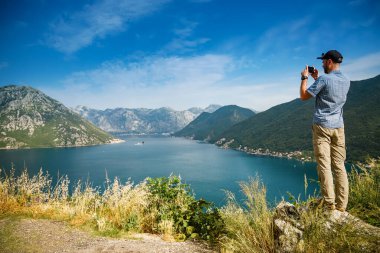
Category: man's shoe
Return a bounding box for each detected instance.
[324,204,336,211]
[336,207,345,212]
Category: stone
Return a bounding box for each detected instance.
[273,201,380,253]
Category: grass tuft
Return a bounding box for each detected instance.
[347,159,380,226]
[220,176,275,253]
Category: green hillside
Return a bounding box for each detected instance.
[174,105,255,142]
[218,75,380,161]
[0,85,114,148]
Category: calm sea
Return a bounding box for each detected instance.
[0,136,320,206]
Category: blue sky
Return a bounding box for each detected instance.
[1,0,379,111]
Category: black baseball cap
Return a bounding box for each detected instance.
[317,50,343,63]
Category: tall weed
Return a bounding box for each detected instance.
[220,176,275,253]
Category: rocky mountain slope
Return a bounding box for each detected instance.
[0,85,114,149]
[74,104,222,134]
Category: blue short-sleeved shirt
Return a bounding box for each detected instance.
[307,70,350,129]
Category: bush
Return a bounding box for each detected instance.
[146,175,225,242]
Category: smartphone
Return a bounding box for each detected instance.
[308,66,315,73]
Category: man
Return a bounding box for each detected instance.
[299,50,350,212]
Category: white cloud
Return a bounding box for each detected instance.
[162,20,210,54]
[348,0,367,6]
[342,52,380,80]
[256,17,311,55]
[46,0,171,54]
[189,0,213,3]
[43,54,231,108]
[164,37,210,54]
[41,54,294,111]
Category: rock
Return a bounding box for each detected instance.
[274,219,303,253]
[273,201,304,253]
[273,201,380,253]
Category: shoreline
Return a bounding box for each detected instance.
[108,138,125,144]
[0,138,125,150]
[215,138,314,162]
[172,135,315,162]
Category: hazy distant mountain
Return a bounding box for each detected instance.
[0,85,114,149]
[218,75,380,161]
[174,105,255,142]
[74,105,222,134]
[187,104,221,115]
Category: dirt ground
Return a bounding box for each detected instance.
[0,218,217,253]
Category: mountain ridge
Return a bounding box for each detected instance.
[174,105,255,142]
[74,104,223,134]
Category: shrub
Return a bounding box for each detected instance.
[146,175,225,243]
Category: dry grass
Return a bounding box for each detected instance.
[0,168,223,242]
[0,167,152,236]
[220,176,275,253]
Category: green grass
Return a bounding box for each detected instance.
[347,159,380,226]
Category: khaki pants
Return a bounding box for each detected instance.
[312,124,349,210]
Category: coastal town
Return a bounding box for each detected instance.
[216,138,313,162]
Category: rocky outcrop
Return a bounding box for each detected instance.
[273,201,380,253]
[273,202,304,252]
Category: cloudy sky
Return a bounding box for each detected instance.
[1,0,379,111]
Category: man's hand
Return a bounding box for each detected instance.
[300,65,312,101]
[311,68,319,80]
[301,65,309,77]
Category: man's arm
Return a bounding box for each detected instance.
[300,78,312,100]
[299,65,318,101]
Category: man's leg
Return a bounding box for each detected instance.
[331,127,349,211]
[313,124,335,209]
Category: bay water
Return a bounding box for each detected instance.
[0,136,319,206]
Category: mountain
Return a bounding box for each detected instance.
[0,85,114,149]
[187,104,222,115]
[74,105,222,134]
[218,75,380,161]
[174,105,255,142]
